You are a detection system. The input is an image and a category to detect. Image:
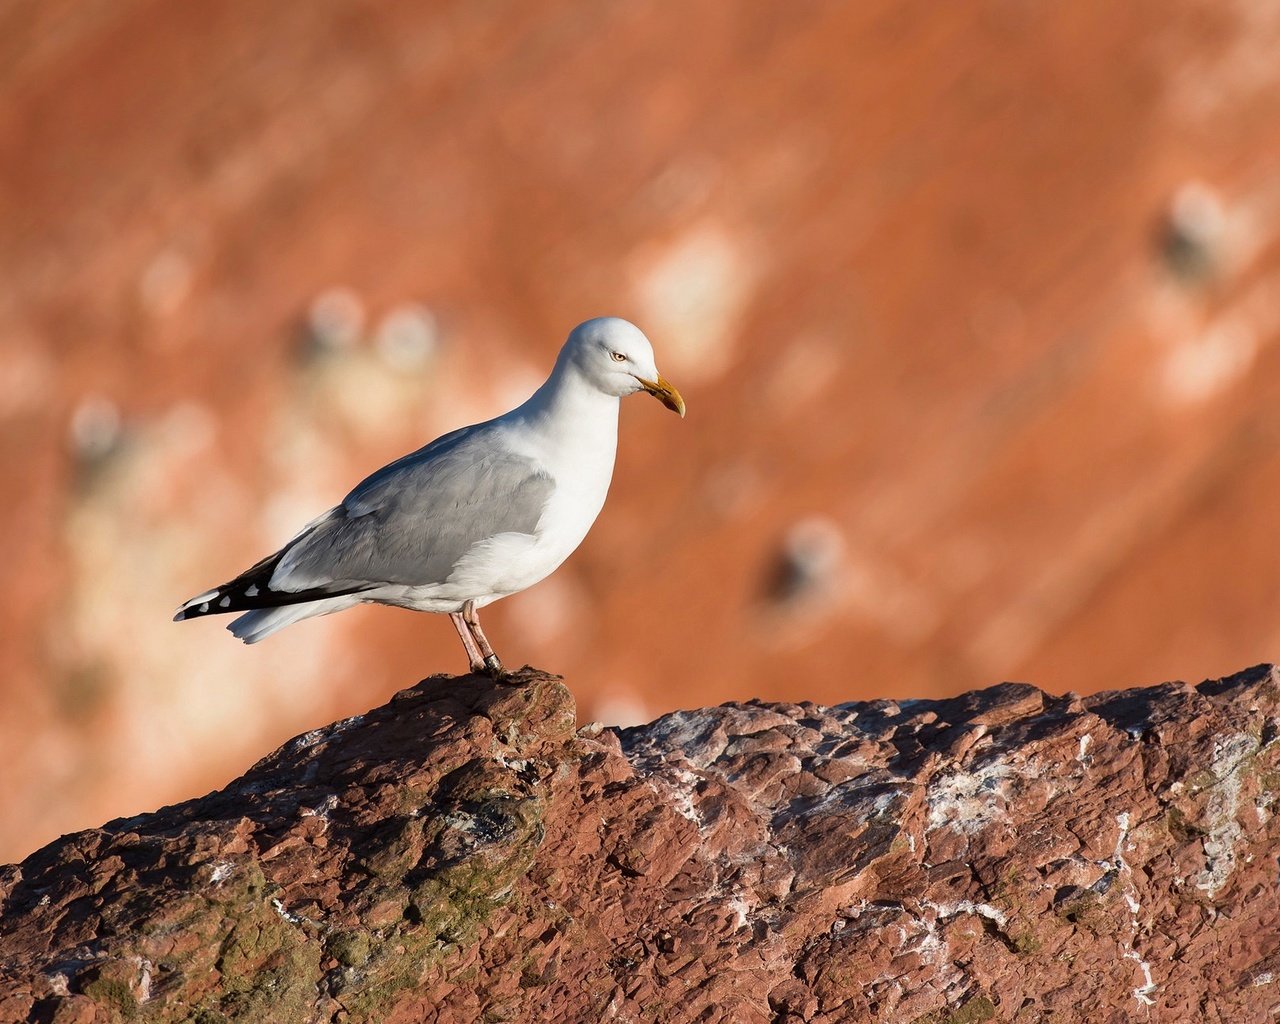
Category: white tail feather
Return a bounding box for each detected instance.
[227,595,362,644]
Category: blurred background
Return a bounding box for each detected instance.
[3,1,1280,862]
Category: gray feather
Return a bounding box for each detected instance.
[271,426,555,592]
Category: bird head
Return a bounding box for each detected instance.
[561,317,686,417]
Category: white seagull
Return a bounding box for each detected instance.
[175,317,685,675]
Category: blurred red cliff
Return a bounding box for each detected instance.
[3,0,1280,861]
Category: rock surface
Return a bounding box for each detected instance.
[8,0,1280,865]
[3,664,1280,1023]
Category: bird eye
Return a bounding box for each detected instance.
[610,351,627,362]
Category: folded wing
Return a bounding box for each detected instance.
[175,426,555,620]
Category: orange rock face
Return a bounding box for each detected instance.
[3,2,1280,860]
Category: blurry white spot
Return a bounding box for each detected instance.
[769,517,845,605]
[375,303,439,371]
[1163,181,1226,282]
[246,585,259,597]
[209,862,233,885]
[140,248,194,316]
[593,688,652,728]
[1167,2,1280,126]
[1161,318,1256,405]
[1078,735,1092,763]
[307,287,365,352]
[632,224,754,383]
[69,395,123,462]
[218,596,230,608]
[1171,183,1225,241]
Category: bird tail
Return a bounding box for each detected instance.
[173,549,290,623]
[226,595,362,644]
[174,545,372,640]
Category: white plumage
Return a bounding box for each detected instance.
[174,317,685,674]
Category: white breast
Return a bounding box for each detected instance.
[478,408,618,602]
[381,391,620,613]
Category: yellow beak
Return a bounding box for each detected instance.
[635,375,686,418]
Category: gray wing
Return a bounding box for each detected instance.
[271,425,555,592]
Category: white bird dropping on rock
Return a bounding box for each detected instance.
[175,317,685,675]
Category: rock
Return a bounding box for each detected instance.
[10,0,1280,868]
[2,664,1280,1023]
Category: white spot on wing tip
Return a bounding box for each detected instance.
[218,596,230,608]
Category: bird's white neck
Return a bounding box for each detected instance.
[520,363,619,426]
[512,363,620,462]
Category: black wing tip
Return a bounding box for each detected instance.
[175,577,373,623]
[174,590,225,621]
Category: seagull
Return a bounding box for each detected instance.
[174,317,685,675]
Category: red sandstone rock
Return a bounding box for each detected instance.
[6,0,1280,865]
[3,663,1279,1022]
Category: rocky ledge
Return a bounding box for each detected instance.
[3,666,1280,1023]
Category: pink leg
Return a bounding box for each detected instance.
[450,611,486,673]
[462,600,504,676]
